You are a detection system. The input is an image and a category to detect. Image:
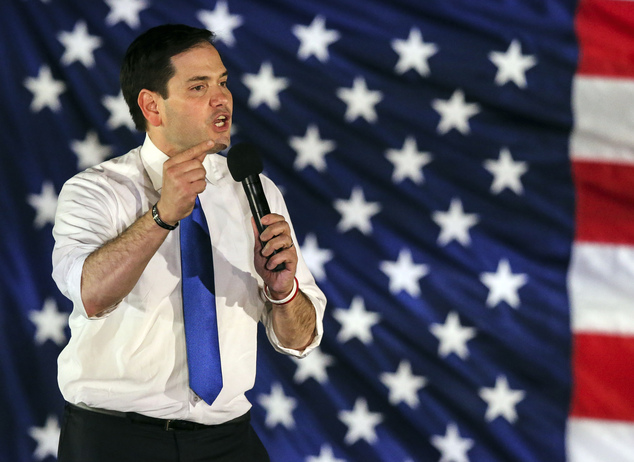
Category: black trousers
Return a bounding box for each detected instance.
[57,403,271,462]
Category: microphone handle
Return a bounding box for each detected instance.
[242,176,285,272]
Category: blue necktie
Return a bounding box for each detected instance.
[180,197,222,404]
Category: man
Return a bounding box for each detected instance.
[52,24,326,461]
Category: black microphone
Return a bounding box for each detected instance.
[227,143,285,272]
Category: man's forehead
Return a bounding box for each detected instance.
[178,54,227,74]
[170,43,225,75]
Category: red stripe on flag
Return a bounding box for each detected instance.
[573,160,634,244]
[576,0,634,77]
[570,333,634,421]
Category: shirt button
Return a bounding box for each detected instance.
[193,395,200,402]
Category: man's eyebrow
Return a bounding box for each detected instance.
[186,76,210,83]
[186,71,228,82]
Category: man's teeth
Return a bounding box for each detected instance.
[215,116,227,127]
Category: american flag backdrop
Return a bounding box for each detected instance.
[1,0,633,461]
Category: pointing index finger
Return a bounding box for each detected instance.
[171,140,215,163]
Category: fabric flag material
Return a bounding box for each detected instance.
[0,0,631,461]
[567,0,634,460]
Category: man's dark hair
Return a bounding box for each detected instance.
[120,24,215,131]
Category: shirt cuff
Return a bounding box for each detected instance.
[67,253,118,320]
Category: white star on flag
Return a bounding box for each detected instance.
[105,0,149,28]
[479,375,526,423]
[242,61,290,111]
[430,423,474,462]
[293,15,340,62]
[336,76,383,123]
[385,135,432,184]
[71,130,113,170]
[432,198,479,246]
[257,382,297,429]
[432,89,480,135]
[23,65,66,113]
[333,296,381,345]
[484,147,528,195]
[290,124,336,171]
[338,398,384,445]
[380,360,427,408]
[306,444,347,462]
[300,233,333,282]
[197,0,243,47]
[29,416,60,461]
[380,248,429,297]
[29,298,69,346]
[57,21,102,67]
[102,91,135,130]
[391,27,438,76]
[334,186,381,235]
[27,180,58,229]
[290,346,335,384]
[480,259,528,309]
[429,312,477,359]
[489,39,537,88]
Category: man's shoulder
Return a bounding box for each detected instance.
[59,145,149,206]
[66,145,144,186]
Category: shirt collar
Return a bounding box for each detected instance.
[140,134,226,193]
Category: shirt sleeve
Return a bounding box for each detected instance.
[258,177,327,358]
[51,172,121,319]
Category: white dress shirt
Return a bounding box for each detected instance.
[52,135,326,425]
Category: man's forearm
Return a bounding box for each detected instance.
[81,210,170,317]
[270,291,317,351]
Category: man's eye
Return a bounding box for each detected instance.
[192,85,205,91]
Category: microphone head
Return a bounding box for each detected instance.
[227,142,263,182]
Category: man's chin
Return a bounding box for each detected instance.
[209,135,230,153]
[212,142,228,153]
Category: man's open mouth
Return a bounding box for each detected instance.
[214,115,228,127]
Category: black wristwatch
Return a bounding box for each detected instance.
[152,203,178,230]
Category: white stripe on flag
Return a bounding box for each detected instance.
[567,417,634,462]
[571,76,634,163]
[568,243,634,334]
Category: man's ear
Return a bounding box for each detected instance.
[138,89,161,127]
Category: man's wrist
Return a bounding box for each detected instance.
[264,277,299,305]
[152,203,179,230]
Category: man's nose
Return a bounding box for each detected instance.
[210,87,230,106]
